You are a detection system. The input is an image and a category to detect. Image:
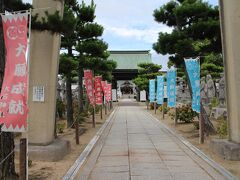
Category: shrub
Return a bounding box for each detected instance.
[217,117,228,138]
[210,97,219,110]
[95,105,101,113]
[57,123,64,133]
[150,103,154,110]
[75,113,85,124]
[169,104,198,123]
[56,99,65,119]
[158,105,169,114]
[72,99,87,125]
[28,159,32,167]
[193,121,199,130]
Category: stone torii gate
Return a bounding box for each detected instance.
[28,0,70,161]
[210,0,240,160]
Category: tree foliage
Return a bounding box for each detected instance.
[59,54,78,78]
[133,63,162,92]
[57,1,116,112]
[153,0,223,79]
[201,53,223,80]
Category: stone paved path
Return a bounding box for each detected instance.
[75,99,226,180]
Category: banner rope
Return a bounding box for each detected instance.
[0,150,15,165]
[0,7,54,15]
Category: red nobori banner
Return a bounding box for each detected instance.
[94,76,102,105]
[0,13,29,132]
[101,80,107,101]
[106,83,112,102]
[84,70,95,106]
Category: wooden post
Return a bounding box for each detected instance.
[199,105,204,144]
[105,103,107,115]
[19,138,27,180]
[110,101,113,109]
[174,107,177,126]
[154,102,157,114]
[162,104,165,119]
[92,105,96,128]
[75,120,79,145]
[100,105,103,119]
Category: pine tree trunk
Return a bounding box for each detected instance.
[78,63,84,112]
[0,5,18,178]
[0,131,18,180]
[66,74,74,127]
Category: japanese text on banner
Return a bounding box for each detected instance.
[0,13,29,132]
[94,76,102,105]
[185,58,200,113]
[157,76,164,105]
[167,69,176,107]
[105,83,112,102]
[101,81,107,103]
[149,79,155,103]
[84,70,95,106]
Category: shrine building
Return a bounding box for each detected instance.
[108,50,152,101]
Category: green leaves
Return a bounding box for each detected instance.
[153,1,179,27]
[59,54,78,78]
[153,0,222,70]
[78,23,104,39]
[170,104,198,123]
[77,39,108,58]
[75,0,116,81]
[78,0,96,23]
[200,53,223,80]
[3,0,32,11]
[133,63,162,92]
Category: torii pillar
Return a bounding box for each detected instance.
[28,0,70,161]
[210,0,240,160]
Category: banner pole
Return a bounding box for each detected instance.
[92,105,95,128]
[92,74,95,128]
[26,9,32,180]
[174,107,177,126]
[175,69,177,126]
[19,138,27,180]
[162,104,165,119]
[75,119,79,145]
[154,101,157,114]
[199,102,204,143]
[105,99,107,115]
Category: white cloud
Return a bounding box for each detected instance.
[104,25,171,44]
[22,0,32,3]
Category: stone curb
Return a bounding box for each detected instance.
[147,112,237,180]
[62,108,117,180]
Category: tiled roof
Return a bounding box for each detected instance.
[108,50,152,69]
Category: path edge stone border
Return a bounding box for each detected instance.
[62,108,117,180]
[147,112,237,180]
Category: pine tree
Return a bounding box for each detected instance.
[59,54,78,127]
[153,0,223,79]
[59,0,78,127]
[133,63,162,95]
[76,1,116,112]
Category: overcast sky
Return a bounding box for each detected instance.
[23,0,218,70]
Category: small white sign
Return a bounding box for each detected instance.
[33,86,45,102]
[140,90,146,101]
[112,89,117,102]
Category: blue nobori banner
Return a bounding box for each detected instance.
[184,58,200,113]
[167,69,176,107]
[157,76,164,105]
[149,79,155,103]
